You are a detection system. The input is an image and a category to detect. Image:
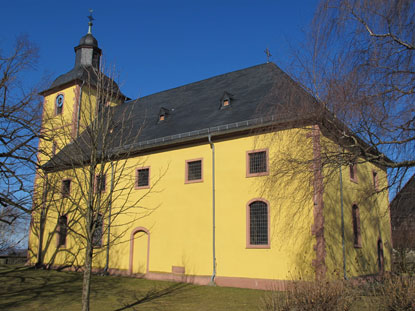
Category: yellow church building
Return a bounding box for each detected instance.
[28,27,392,290]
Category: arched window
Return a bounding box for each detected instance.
[352,204,362,248]
[247,200,269,248]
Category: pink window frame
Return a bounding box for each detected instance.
[246,149,269,177]
[55,93,64,116]
[61,178,72,198]
[135,166,151,189]
[56,214,68,249]
[352,204,362,248]
[95,173,107,193]
[349,162,358,183]
[246,198,270,249]
[185,158,204,184]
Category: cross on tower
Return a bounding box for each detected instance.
[264,48,272,63]
[87,9,95,34]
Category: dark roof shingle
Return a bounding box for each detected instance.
[44,62,320,170]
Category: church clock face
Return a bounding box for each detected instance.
[56,94,64,114]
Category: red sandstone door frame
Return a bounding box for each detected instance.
[129,227,150,275]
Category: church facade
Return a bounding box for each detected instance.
[28,28,392,289]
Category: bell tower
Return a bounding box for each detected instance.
[74,10,101,69]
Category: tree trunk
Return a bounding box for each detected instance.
[81,242,93,311]
[35,174,48,268]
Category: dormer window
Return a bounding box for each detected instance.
[158,107,170,122]
[220,91,233,109]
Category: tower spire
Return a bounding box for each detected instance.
[87,9,95,34]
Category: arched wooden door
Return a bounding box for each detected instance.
[129,227,150,275]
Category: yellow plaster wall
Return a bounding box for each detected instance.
[322,145,392,277]
[30,129,317,281]
[29,88,392,283]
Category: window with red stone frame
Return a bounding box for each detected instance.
[135,167,150,189]
[352,204,362,248]
[246,149,269,177]
[185,159,203,183]
[349,162,358,183]
[246,199,270,249]
[57,215,68,248]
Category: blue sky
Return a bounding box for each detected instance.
[1,0,318,99]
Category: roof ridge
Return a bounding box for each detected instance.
[130,62,275,103]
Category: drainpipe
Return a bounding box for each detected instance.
[104,161,114,274]
[208,134,216,285]
[339,147,347,280]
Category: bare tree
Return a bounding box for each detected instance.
[0,35,42,251]
[296,0,414,184]
[31,64,165,311]
[252,0,415,279]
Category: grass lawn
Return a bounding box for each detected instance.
[0,265,266,311]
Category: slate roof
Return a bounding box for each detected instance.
[39,65,127,99]
[44,62,322,170]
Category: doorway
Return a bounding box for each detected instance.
[129,227,150,275]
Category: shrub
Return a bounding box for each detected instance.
[260,280,353,311]
[377,275,415,311]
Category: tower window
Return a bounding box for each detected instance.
[185,159,203,183]
[246,149,269,177]
[95,174,106,192]
[61,179,71,198]
[55,94,64,115]
[247,200,270,248]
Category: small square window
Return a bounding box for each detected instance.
[61,179,71,198]
[185,159,203,183]
[136,167,150,189]
[95,174,106,192]
[246,150,268,177]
